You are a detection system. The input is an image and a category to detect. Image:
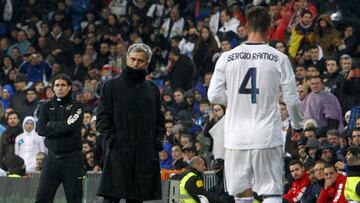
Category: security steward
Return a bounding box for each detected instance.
[344,151,360,202]
[35,73,84,203]
[179,156,234,203]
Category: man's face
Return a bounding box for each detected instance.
[340,58,352,73]
[290,164,305,180]
[26,90,37,102]
[327,134,339,146]
[86,152,94,166]
[36,154,45,170]
[7,114,19,127]
[298,145,307,158]
[280,104,288,121]
[220,41,231,52]
[171,146,183,160]
[17,31,27,42]
[302,13,312,26]
[100,43,110,55]
[165,122,173,134]
[82,143,91,153]
[306,67,319,77]
[180,137,192,148]
[310,78,324,93]
[237,26,247,38]
[24,120,34,132]
[53,79,71,98]
[170,8,179,21]
[297,85,308,100]
[307,167,316,182]
[195,158,207,174]
[295,67,306,79]
[220,10,230,24]
[127,51,148,70]
[326,60,338,74]
[83,113,92,125]
[164,111,173,121]
[269,5,281,19]
[314,162,325,180]
[199,103,210,114]
[73,54,82,64]
[204,74,212,87]
[310,48,319,61]
[352,131,360,146]
[324,167,338,182]
[304,130,315,138]
[14,81,26,91]
[308,148,317,158]
[321,149,332,162]
[173,91,184,104]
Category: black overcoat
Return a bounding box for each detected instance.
[96,75,165,200]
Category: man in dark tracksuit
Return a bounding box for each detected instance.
[35,73,84,203]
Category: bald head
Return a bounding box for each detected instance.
[190,156,206,173]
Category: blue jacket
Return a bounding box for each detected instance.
[20,61,52,84]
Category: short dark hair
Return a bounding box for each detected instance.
[289,159,303,168]
[170,46,181,56]
[300,9,312,17]
[51,73,72,86]
[245,6,271,34]
[310,75,324,83]
[324,163,336,171]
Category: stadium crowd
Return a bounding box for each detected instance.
[0,0,359,202]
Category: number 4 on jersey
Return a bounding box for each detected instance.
[239,67,259,104]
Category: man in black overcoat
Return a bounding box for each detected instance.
[96,43,165,203]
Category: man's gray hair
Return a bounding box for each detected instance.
[126,43,152,63]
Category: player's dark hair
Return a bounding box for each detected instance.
[289,159,304,167]
[245,6,271,34]
[51,73,72,86]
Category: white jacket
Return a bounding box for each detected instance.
[15,116,46,172]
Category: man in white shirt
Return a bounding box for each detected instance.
[208,6,303,203]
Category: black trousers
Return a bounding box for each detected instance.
[35,150,84,203]
[103,198,143,203]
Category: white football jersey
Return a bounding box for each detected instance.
[208,43,303,150]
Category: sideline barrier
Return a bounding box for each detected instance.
[0,171,216,203]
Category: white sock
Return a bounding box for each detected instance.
[235,197,254,203]
[263,197,282,203]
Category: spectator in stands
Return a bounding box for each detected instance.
[167,47,195,91]
[22,87,39,120]
[171,144,188,171]
[303,161,326,203]
[193,26,218,79]
[314,14,341,57]
[352,128,360,147]
[1,85,14,110]
[161,6,184,41]
[324,56,343,99]
[283,160,311,203]
[14,116,46,172]
[0,111,22,169]
[172,88,187,113]
[338,25,359,57]
[85,150,94,171]
[160,141,173,170]
[289,10,314,58]
[5,154,26,177]
[269,0,288,42]
[301,76,343,131]
[34,152,45,172]
[7,30,30,56]
[318,164,347,203]
[217,8,240,48]
[10,74,28,116]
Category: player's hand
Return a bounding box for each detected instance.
[93,165,101,173]
[335,161,345,170]
[325,178,335,189]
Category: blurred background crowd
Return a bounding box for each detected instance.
[0,0,359,201]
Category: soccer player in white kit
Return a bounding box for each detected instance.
[208,7,303,203]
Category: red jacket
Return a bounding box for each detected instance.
[318,174,347,203]
[283,172,311,203]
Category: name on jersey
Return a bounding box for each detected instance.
[227,52,279,62]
